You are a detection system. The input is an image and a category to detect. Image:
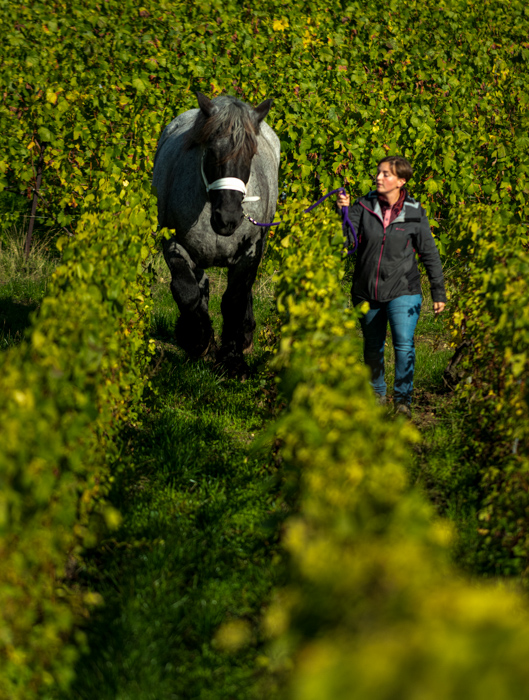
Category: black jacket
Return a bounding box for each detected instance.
[346,191,446,303]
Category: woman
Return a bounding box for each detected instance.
[337,156,446,416]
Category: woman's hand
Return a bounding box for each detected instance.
[337,192,350,209]
[433,301,446,315]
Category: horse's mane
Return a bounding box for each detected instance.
[185,96,259,163]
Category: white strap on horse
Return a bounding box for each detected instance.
[201,152,260,203]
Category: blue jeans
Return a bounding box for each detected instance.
[354,294,422,406]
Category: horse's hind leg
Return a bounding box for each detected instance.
[163,239,214,358]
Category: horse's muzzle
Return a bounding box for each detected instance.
[211,209,244,237]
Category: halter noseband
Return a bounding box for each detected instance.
[201,151,260,203]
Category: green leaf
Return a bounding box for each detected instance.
[38,127,52,142]
[425,179,439,194]
[132,77,147,93]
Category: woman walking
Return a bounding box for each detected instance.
[337,156,446,416]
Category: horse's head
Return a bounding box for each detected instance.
[192,93,272,236]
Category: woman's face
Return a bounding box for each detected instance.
[376,164,406,198]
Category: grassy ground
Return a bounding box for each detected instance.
[405,275,485,577]
[0,226,57,349]
[55,266,288,700]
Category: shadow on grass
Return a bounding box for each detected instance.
[61,343,286,700]
[0,297,39,349]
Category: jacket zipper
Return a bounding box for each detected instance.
[360,202,385,301]
[375,229,386,300]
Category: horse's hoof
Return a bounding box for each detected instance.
[229,360,250,380]
[202,337,218,361]
[190,338,217,360]
[175,323,216,360]
[242,340,254,355]
[194,333,216,358]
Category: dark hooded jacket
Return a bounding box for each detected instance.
[345,190,446,303]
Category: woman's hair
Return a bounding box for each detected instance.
[378,156,413,182]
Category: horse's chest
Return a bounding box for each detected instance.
[215,229,262,266]
[174,225,261,268]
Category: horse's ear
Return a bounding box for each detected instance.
[254,98,273,123]
[196,92,214,118]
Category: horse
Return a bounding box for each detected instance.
[152,92,280,377]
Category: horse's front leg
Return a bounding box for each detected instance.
[218,259,260,376]
[163,238,215,358]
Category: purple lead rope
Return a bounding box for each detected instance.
[341,203,358,255]
[243,186,358,252]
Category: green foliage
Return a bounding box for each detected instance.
[446,206,529,578]
[1,0,529,243]
[0,177,157,698]
[262,203,529,699]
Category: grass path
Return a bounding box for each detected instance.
[56,277,287,700]
[406,292,487,577]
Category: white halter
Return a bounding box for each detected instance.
[201,151,260,203]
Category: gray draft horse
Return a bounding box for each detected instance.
[152,92,280,376]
